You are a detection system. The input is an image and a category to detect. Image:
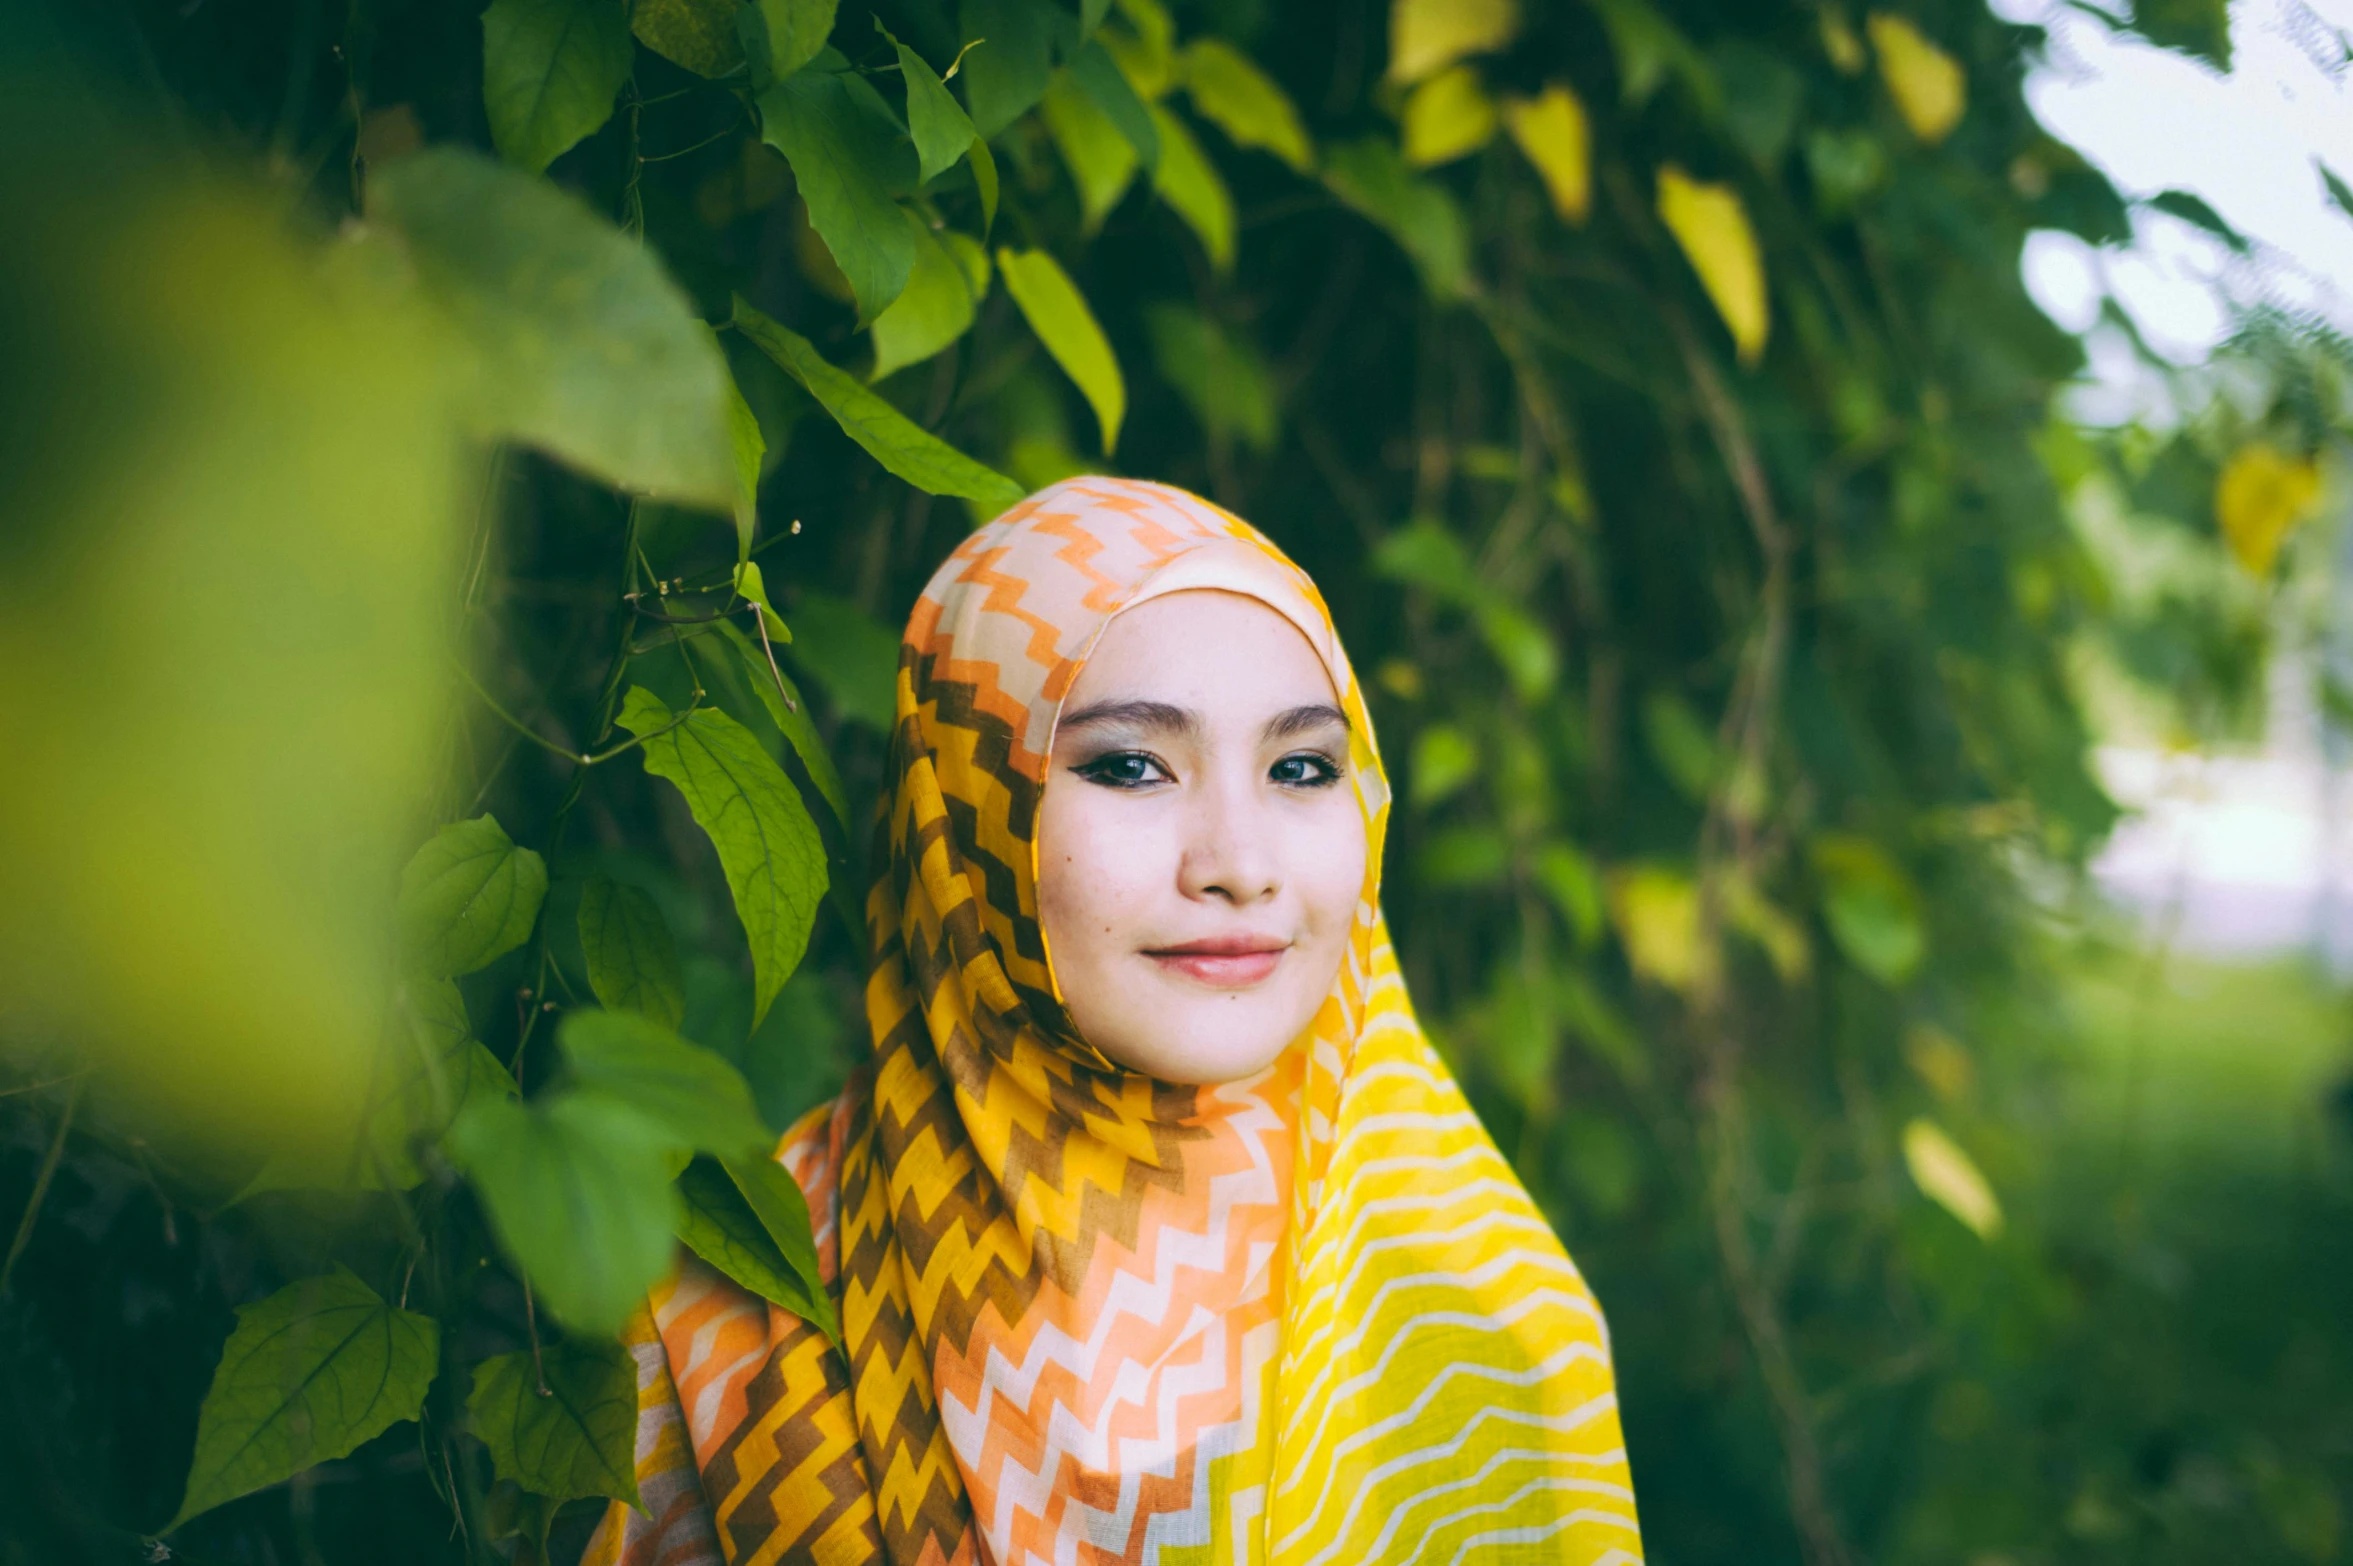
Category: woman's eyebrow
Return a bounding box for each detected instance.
[1058,698,1201,737]
[1263,703,1349,741]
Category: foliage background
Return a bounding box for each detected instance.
[2,0,2350,1563]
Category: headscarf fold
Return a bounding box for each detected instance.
[586,478,1643,1566]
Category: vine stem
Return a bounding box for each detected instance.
[522,1279,551,1397]
[1,1078,83,1296]
[510,496,651,1079]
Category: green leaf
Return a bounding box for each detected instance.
[733,558,793,642]
[758,64,919,323]
[673,1156,836,1336]
[2322,160,2353,223]
[1042,74,1141,231]
[170,1267,440,1529]
[468,1338,643,1510]
[481,0,633,175]
[971,136,1001,234]
[368,149,736,510]
[998,247,1124,454]
[746,0,840,82]
[1324,137,1470,299]
[786,591,904,733]
[1178,39,1312,171]
[871,217,991,382]
[1144,303,1271,448]
[632,0,744,76]
[2148,188,2249,253]
[1810,833,1926,987]
[2128,0,2231,69]
[1408,723,1477,808]
[725,1154,835,1338]
[1148,105,1234,271]
[732,297,1025,511]
[1535,841,1605,948]
[579,879,686,1030]
[395,815,547,979]
[1069,38,1159,172]
[446,1088,682,1335]
[483,1481,563,1563]
[617,687,828,1029]
[714,618,854,832]
[896,38,980,184]
[724,357,764,560]
[959,0,1059,137]
[1642,689,1723,802]
[556,1006,775,1157]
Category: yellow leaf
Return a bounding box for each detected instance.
[1819,8,1866,74]
[1657,165,1768,364]
[1904,1022,1976,1103]
[1502,85,1590,223]
[1722,873,1809,984]
[1150,103,1236,271]
[1388,0,1517,85]
[1867,13,1965,144]
[2216,443,2322,576]
[1180,40,1314,172]
[1401,66,1496,167]
[998,248,1125,454]
[1042,74,1139,233]
[1901,1117,2003,1240]
[1609,866,1707,993]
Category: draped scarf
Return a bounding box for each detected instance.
[585,478,1642,1566]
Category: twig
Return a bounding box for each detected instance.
[522,1280,551,1397]
[454,662,583,764]
[2,1079,83,1296]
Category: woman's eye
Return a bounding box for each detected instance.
[1270,752,1343,788]
[1074,751,1172,789]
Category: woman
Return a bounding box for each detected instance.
[587,478,1642,1565]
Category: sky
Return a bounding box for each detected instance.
[1995,0,2353,411]
[1994,2,2353,957]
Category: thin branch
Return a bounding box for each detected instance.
[453,662,584,764]
[1,1079,83,1296]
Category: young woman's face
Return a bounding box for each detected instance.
[1037,589,1369,1084]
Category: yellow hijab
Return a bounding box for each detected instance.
[587,478,1642,1566]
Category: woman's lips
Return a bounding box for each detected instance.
[1144,937,1289,988]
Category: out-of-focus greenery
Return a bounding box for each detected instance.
[0,0,2347,1562]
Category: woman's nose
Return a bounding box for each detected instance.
[1178,767,1279,905]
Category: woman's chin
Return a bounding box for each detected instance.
[1088,1004,1302,1085]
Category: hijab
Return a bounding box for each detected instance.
[585,478,1643,1566]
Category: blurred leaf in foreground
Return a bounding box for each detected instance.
[367,148,737,511]
[446,1088,682,1335]
[556,1007,775,1156]
[0,138,468,1157]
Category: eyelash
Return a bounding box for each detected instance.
[1072,750,1345,791]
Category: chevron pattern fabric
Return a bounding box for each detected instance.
[582,479,1641,1566]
